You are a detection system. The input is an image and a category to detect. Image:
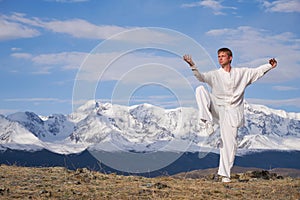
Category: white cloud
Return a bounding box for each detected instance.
[11,47,22,51]
[182,0,236,15]
[260,0,300,13]
[272,85,299,91]
[42,20,181,44]
[247,97,300,109]
[76,52,184,81]
[0,18,40,41]
[3,13,129,40]
[30,67,52,75]
[31,51,87,70]
[0,109,19,115]
[1,13,181,44]
[4,12,44,27]
[206,26,300,82]
[206,28,232,36]
[44,19,128,39]
[11,53,33,59]
[9,49,190,79]
[10,50,183,78]
[4,98,69,103]
[11,51,88,73]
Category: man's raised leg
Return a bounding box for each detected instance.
[195,85,213,123]
[195,86,215,136]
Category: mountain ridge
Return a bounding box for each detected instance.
[0,101,299,154]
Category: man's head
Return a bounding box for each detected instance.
[218,48,233,58]
[218,47,233,67]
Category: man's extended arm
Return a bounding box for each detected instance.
[246,58,278,85]
[183,54,206,82]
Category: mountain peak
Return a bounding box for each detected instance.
[245,102,300,120]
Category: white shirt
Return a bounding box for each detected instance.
[192,63,273,127]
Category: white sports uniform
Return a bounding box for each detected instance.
[191,63,273,178]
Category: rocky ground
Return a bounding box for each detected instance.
[0,165,299,200]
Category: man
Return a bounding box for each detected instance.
[183,48,277,183]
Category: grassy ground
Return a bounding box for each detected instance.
[0,165,299,200]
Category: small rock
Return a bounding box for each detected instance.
[277,175,284,179]
[141,182,169,189]
[0,187,9,195]
[75,168,84,174]
[153,182,169,189]
[39,189,51,197]
[141,183,153,188]
[72,190,82,195]
[75,181,81,185]
[39,189,48,194]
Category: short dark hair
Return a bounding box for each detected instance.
[218,48,233,57]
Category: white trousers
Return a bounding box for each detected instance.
[195,86,238,178]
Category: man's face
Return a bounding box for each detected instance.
[218,51,232,67]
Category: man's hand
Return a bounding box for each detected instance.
[269,58,277,68]
[183,54,195,67]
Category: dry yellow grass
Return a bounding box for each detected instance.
[0,165,299,200]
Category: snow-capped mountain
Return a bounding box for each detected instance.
[238,103,300,150]
[7,112,74,142]
[0,115,44,151]
[1,101,300,154]
[1,113,84,154]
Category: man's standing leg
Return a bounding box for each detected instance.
[217,110,238,181]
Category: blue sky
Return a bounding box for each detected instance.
[0,0,299,116]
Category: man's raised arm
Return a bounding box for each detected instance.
[183,54,206,82]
